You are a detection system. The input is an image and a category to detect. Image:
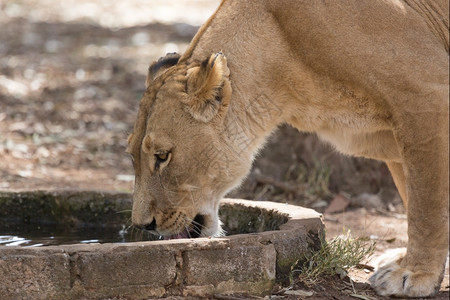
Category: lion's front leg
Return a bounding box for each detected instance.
[369,113,449,297]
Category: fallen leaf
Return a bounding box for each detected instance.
[385,237,396,243]
[284,289,314,297]
[325,194,351,214]
[355,263,375,272]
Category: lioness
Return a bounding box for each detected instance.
[127,0,449,297]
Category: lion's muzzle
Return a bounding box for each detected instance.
[134,213,206,240]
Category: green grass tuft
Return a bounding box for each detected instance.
[291,230,375,286]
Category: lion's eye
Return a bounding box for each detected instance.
[155,152,168,162]
[154,151,171,170]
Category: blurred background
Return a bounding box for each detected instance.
[0,0,401,214]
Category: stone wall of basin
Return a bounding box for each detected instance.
[0,196,323,299]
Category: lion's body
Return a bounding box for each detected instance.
[128,0,449,297]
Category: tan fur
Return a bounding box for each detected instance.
[128,0,449,297]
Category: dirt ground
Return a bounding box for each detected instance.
[0,1,448,299]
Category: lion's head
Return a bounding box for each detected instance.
[127,52,251,239]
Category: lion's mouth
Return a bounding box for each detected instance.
[163,214,205,240]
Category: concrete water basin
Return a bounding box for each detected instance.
[0,191,323,299]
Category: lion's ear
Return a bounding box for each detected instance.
[146,52,181,88]
[184,52,231,123]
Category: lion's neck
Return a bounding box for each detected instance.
[182,1,287,159]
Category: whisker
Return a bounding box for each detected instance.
[185,216,207,232]
[186,225,194,238]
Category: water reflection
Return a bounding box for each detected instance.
[0,236,31,246]
[0,224,162,247]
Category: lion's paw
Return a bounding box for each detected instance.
[369,248,440,297]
